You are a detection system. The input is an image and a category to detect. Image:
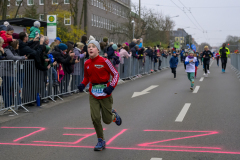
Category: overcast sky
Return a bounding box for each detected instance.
[131,0,240,47]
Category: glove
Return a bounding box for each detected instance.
[103,85,114,95]
[78,83,85,92]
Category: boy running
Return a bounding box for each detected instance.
[169,52,179,79]
[78,40,122,151]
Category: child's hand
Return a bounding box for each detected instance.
[53,61,57,66]
[45,59,50,62]
[47,64,51,69]
[75,59,80,63]
[197,67,199,69]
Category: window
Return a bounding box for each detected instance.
[94,15,96,26]
[16,0,23,6]
[52,0,58,5]
[91,0,93,5]
[7,0,10,6]
[92,14,94,26]
[64,15,71,25]
[27,0,34,5]
[39,14,44,21]
[64,0,69,4]
[96,16,98,27]
[96,0,98,7]
[39,0,44,5]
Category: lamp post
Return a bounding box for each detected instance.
[131,19,135,39]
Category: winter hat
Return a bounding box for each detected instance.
[58,43,68,51]
[112,44,118,50]
[34,21,41,28]
[188,50,194,54]
[125,42,129,46]
[103,37,108,43]
[4,21,9,27]
[88,40,101,51]
[6,25,14,31]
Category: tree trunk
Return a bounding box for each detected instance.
[83,0,87,33]
[2,0,8,20]
[79,0,85,29]
[15,0,23,18]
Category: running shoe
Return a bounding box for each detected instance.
[223,69,225,73]
[222,69,224,72]
[112,109,122,126]
[203,73,206,76]
[205,73,208,77]
[207,70,210,74]
[190,87,193,91]
[94,138,106,151]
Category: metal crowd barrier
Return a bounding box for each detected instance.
[231,54,240,78]
[0,55,173,115]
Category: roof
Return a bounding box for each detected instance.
[0,18,47,27]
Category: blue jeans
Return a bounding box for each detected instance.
[2,76,14,108]
[52,68,57,82]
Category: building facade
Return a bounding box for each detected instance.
[5,0,131,43]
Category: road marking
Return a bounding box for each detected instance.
[199,77,204,82]
[193,86,200,93]
[210,60,214,67]
[150,158,162,160]
[132,85,159,98]
[175,103,191,122]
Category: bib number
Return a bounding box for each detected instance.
[91,84,107,97]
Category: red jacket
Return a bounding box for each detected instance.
[82,55,119,99]
[0,31,12,48]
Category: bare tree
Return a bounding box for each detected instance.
[1,0,8,20]
[15,0,23,18]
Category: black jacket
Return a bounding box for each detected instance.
[18,39,48,71]
[107,46,115,59]
[52,46,76,74]
[145,49,153,58]
[129,42,136,49]
[131,47,138,58]
[202,50,213,60]
[81,41,89,59]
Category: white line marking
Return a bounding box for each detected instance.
[175,103,191,122]
[132,85,159,98]
[210,60,214,67]
[193,86,200,93]
[150,158,162,160]
[199,77,204,82]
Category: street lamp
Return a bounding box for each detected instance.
[131,19,135,39]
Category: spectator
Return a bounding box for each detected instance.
[129,39,137,49]
[18,32,44,58]
[103,37,109,57]
[112,44,120,68]
[0,21,9,31]
[29,21,41,40]
[137,38,143,48]
[157,48,162,70]
[54,37,62,45]
[119,45,131,64]
[99,42,106,57]
[50,42,58,52]
[106,42,115,60]
[2,40,27,108]
[117,44,122,52]
[131,45,139,59]
[125,42,129,47]
[0,37,6,60]
[81,35,89,59]
[0,27,13,48]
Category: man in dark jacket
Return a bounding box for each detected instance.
[18,32,43,58]
[107,44,115,59]
[81,35,89,59]
[145,47,153,60]
[129,39,137,49]
[131,45,139,58]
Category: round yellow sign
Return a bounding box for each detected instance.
[49,16,55,22]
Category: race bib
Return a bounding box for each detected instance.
[91,84,107,97]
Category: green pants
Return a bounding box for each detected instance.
[89,95,116,139]
[187,72,195,87]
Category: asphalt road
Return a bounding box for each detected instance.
[1,59,240,160]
